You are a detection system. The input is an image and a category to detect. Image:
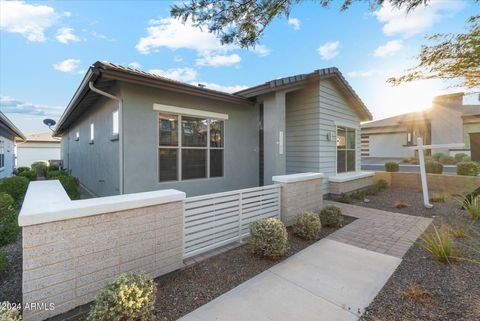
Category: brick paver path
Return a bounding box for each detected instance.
[326,201,432,258]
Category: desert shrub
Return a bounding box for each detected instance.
[0,193,18,247]
[408,157,419,165]
[384,162,399,172]
[454,153,469,162]
[249,218,288,258]
[319,205,343,227]
[293,212,321,240]
[439,155,456,165]
[402,285,432,302]
[17,170,36,181]
[429,192,446,203]
[0,302,21,321]
[462,196,480,222]
[432,153,446,161]
[15,167,30,174]
[0,251,7,273]
[48,164,60,171]
[393,201,410,209]
[334,192,353,204]
[366,179,389,195]
[417,224,455,263]
[425,160,443,174]
[31,161,48,177]
[400,158,410,164]
[457,161,479,176]
[88,273,156,321]
[350,190,366,200]
[0,176,29,206]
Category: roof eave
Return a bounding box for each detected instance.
[0,112,26,141]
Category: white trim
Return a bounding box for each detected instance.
[272,172,324,183]
[19,180,186,226]
[334,119,360,129]
[328,171,374,183]
[153,103,229,120]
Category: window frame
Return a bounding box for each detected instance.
[157,109,226,183]
[0,139,5,170]
[90,122,95,143]
[112,110,119,135]
[336,125,357,174]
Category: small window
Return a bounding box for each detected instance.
[337,126,356,173]
[90,123,94,142]
[112,110,119,135]
[75,131,80,141]
[0,140,4,169]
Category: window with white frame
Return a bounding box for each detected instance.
[75,131,80,141]
[158,113,224,182]
[90,123,94,141]
[112,110,119,135]
[337,126,356,173]
[0,140,4,169]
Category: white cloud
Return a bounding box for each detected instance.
[91,31,116,42]
[347,69,384,78]
[63,11,72,17]
[128,61,142,69]
[194,82,248,93]
[0,96,63,117]
[251,44,270,57]
[149,67,198,82]
[53,58,81,73]
[0,1,57,42]
[56,27,80,44]
[317,41,340,60]
[374,1,465,38]
[288,17,300,30]
[196,54,241,67]
[373,40,403,57]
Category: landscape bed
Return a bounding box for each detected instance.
[356,187,480,321]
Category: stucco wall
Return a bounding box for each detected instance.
[0,124,16,178]
[368,133,413,158]
[430,105,464,154]
[121,83,259,196]
[16,142,61,167]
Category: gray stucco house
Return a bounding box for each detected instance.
[0,111,25,178]
[55,61,373,197]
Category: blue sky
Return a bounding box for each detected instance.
[0,0,477,133]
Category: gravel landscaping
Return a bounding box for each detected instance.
[0,234,22,305]
[356,187,480,321]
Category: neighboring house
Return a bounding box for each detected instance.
[361,93,480,159]
[0,111,25,178]
[16,132,61,168]
[54,61,372,197]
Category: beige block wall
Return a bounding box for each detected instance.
[22,201,184,321]
[276,178,323,226]
[374,172,480,195]
[329,176,373,195]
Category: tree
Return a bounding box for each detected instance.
[170,0,429,48]
[388,15,480,89]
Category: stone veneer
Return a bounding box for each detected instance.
[273,173,324,226]
[329,176,374,195]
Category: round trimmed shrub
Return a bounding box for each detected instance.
[384,162,399,172]
[18,170,36,181]
[439,155,456,165]
[88,273,157,321]
[432,152,446,161]
[319,205,343,227]
[249,218,288,258]
[293,212,321,240]
[31,161,48,177]
[454,153,468,162]
[15,167,30,174]
[0,193,18,246]
[0,302,21,321]
[457,161,479,176]
[0,176,29,206]
[425,160,443,174]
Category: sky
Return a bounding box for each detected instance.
[0,0,478,133]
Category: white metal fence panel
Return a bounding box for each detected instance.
[183,185,281,259]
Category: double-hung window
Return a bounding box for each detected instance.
[158,108,225,182]
[0,140,4,169]
[337,126,356,173]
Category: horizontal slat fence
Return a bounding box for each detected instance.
[183,185,281,259]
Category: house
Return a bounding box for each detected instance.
[15,132,61,167]
[0,111,25,178]
[361,93,480,159]
[54,61,373,197]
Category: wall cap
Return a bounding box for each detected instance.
[329,171,374,183]
[272,172,323,183]
[19,180,185,226]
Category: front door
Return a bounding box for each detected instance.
[470,133,480,161]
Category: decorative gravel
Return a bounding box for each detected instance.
[356,187,480,321]
[0,234,22,304]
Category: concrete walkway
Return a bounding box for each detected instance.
[179,203,432,321]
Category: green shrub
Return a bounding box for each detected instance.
[0,302,21,321]
[376,179,389,190]
[17,170,36,181]
[425,160,443,174]
[462,196,480,222]
[293,212,321,240]
[335,192,353,204]
[454,153,469,162]
[417,224,455,263]
[0,250,7,273]
[57,175,80,200]
[45,170,68,180]
[88,273,156,321]
[15,167,30,174]
[384,162,399,172]
[365,179,389,196]
[31,161,48,177]
[249,218,288,258]
[457,161,479,176]
[432,153,446,161]
[0,176,29,206]
[439,155,456,165]
[319,205,343,227]
[48,164,60,171]
[0,193,18,247]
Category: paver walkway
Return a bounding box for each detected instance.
[179,203,432,321]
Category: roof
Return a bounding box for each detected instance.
[0,111,25,141]
[18,131,60,143]
[361,110,431,129]
[235,67,372,121]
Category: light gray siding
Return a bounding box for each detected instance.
[0,125,16,178]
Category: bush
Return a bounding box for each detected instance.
[417,224,456,263]
[57,175,80,200]
[0,302,21,321]
[31,161,48,177]
[17,170,36,181]
[0,176,29,206]
[457,161,479,176]
[45,170,68,180]
[462,196,480,222]
[0,251,7,273]
[454,153,469,162]
[393,201,410,209]
[385,162,399,172]
[319,205,343,227]
[293,212,321,240]
[429,192,446,203]
[15,167,30,174]
[425,160,443,174]
[0,193,18,247]
[88,273,156,321]
[249,218,288,258]
[335,192,353,204]
[48,164,60,171]
[432,153,446,161]
[366,179,389,195]
[438,155,456,165]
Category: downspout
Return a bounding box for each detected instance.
[88,80,124,195]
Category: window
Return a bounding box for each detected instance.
[0,140,4,169]
[337,126,356,173]
[112,110,119,135]
[75,131,80,141]
[158,113,224,182]
[90,123,94,142]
